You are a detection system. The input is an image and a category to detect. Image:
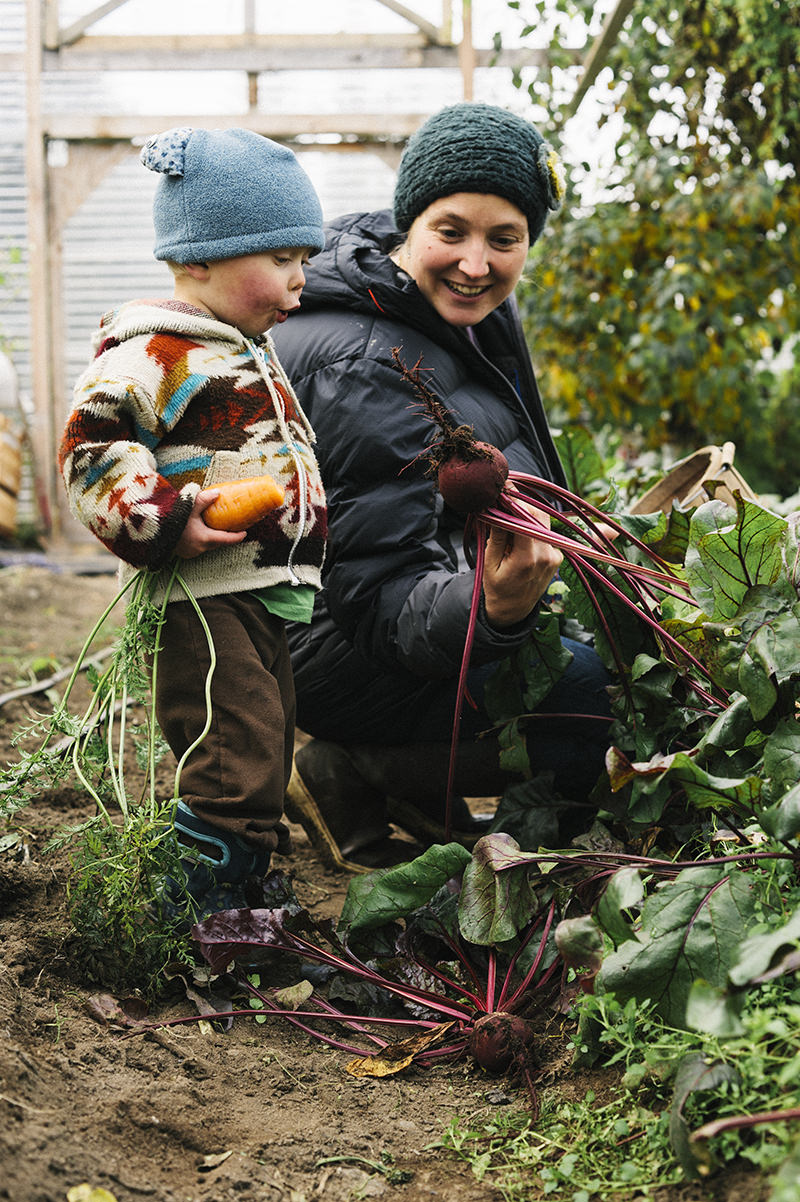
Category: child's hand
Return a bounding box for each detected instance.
[175,490,247,559]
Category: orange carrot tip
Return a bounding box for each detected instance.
[203,474,285,532]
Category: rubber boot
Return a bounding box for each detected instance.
[163,801,272,921]
[346,741,505,845]
[284,741,394,873]
[285,739,505,870]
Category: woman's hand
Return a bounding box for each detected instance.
[175,490,247,559]
[481,504,562,628]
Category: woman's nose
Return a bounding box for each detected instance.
[459,240,489,277]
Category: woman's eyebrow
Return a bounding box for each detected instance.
[435,212,526,234]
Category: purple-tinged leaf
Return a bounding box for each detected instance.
[193,906,338,974]
[458,835,541,946]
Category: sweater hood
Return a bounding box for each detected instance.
[90,298,260,356]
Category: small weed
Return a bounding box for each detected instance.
[316,1152,414,1188]
[247,973,269,1023]
[440,1094,679,1201]
[45,1003,63,1046]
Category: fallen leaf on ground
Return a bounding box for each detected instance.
[66,1187,119,1202]
[198,1150,233,1171]
[346,1022,456,1078]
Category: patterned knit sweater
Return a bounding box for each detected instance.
[59,299,327,603]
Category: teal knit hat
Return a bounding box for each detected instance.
[393,103,565,243]
[141,126,325,262]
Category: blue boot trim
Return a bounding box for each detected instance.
[173,801,269,882]
[174,802,234,871]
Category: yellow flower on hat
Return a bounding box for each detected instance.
[546,148,567,206]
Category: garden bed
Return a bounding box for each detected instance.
[0,564,769,1202]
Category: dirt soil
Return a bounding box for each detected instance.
[0,563,771,1202]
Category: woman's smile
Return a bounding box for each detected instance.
[446,280,492,297]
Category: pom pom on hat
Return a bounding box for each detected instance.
[393,103,564,243]
[141,126,325,262]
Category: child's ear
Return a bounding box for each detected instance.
[183,261,210,279]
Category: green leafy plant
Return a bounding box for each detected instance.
[482,425,800,843]
[439,1088,681,1201]
[0,563,218,997]
[505,0,800,491]
[189,837,564,1110]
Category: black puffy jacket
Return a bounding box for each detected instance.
[272,209,567,697]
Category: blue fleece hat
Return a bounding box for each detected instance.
[141,126,325,262]
[393,103,565,243]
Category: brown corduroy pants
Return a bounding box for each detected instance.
[154,591,295,856]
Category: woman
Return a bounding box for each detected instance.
[272,102,612,869]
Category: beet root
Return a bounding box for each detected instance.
[437,442,509,514]
[468,1011,535,1073]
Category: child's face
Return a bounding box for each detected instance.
[186,248,311,338]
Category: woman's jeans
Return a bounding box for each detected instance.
[295,636,612,801]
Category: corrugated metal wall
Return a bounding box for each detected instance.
[0,1,33,531]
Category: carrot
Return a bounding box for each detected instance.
[203,474,285,531]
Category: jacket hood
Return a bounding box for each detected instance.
[296,209,527,361]
[298,210,415,316]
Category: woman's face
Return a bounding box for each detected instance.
[394,193,530,327]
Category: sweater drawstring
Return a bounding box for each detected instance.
[245,338,307,585]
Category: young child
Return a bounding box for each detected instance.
[58,126,327,916]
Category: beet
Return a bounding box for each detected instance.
[437,442,509,515]
[468,1011,535,1073]
[390,348,509,514]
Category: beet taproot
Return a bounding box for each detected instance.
[468,1011,535,1073]
[437,441,509,514]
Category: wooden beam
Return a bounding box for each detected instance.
[441,0,453,42]
[43,36,555,73]
[41,113,432,142]
[42,0,60,51]
[48,142,129,226]
[56,0,132,48]
[25,0,57,536]
[372,0,445,43]
[460,0,474,100]
[565,0,637,119]
[49,31,431,54]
